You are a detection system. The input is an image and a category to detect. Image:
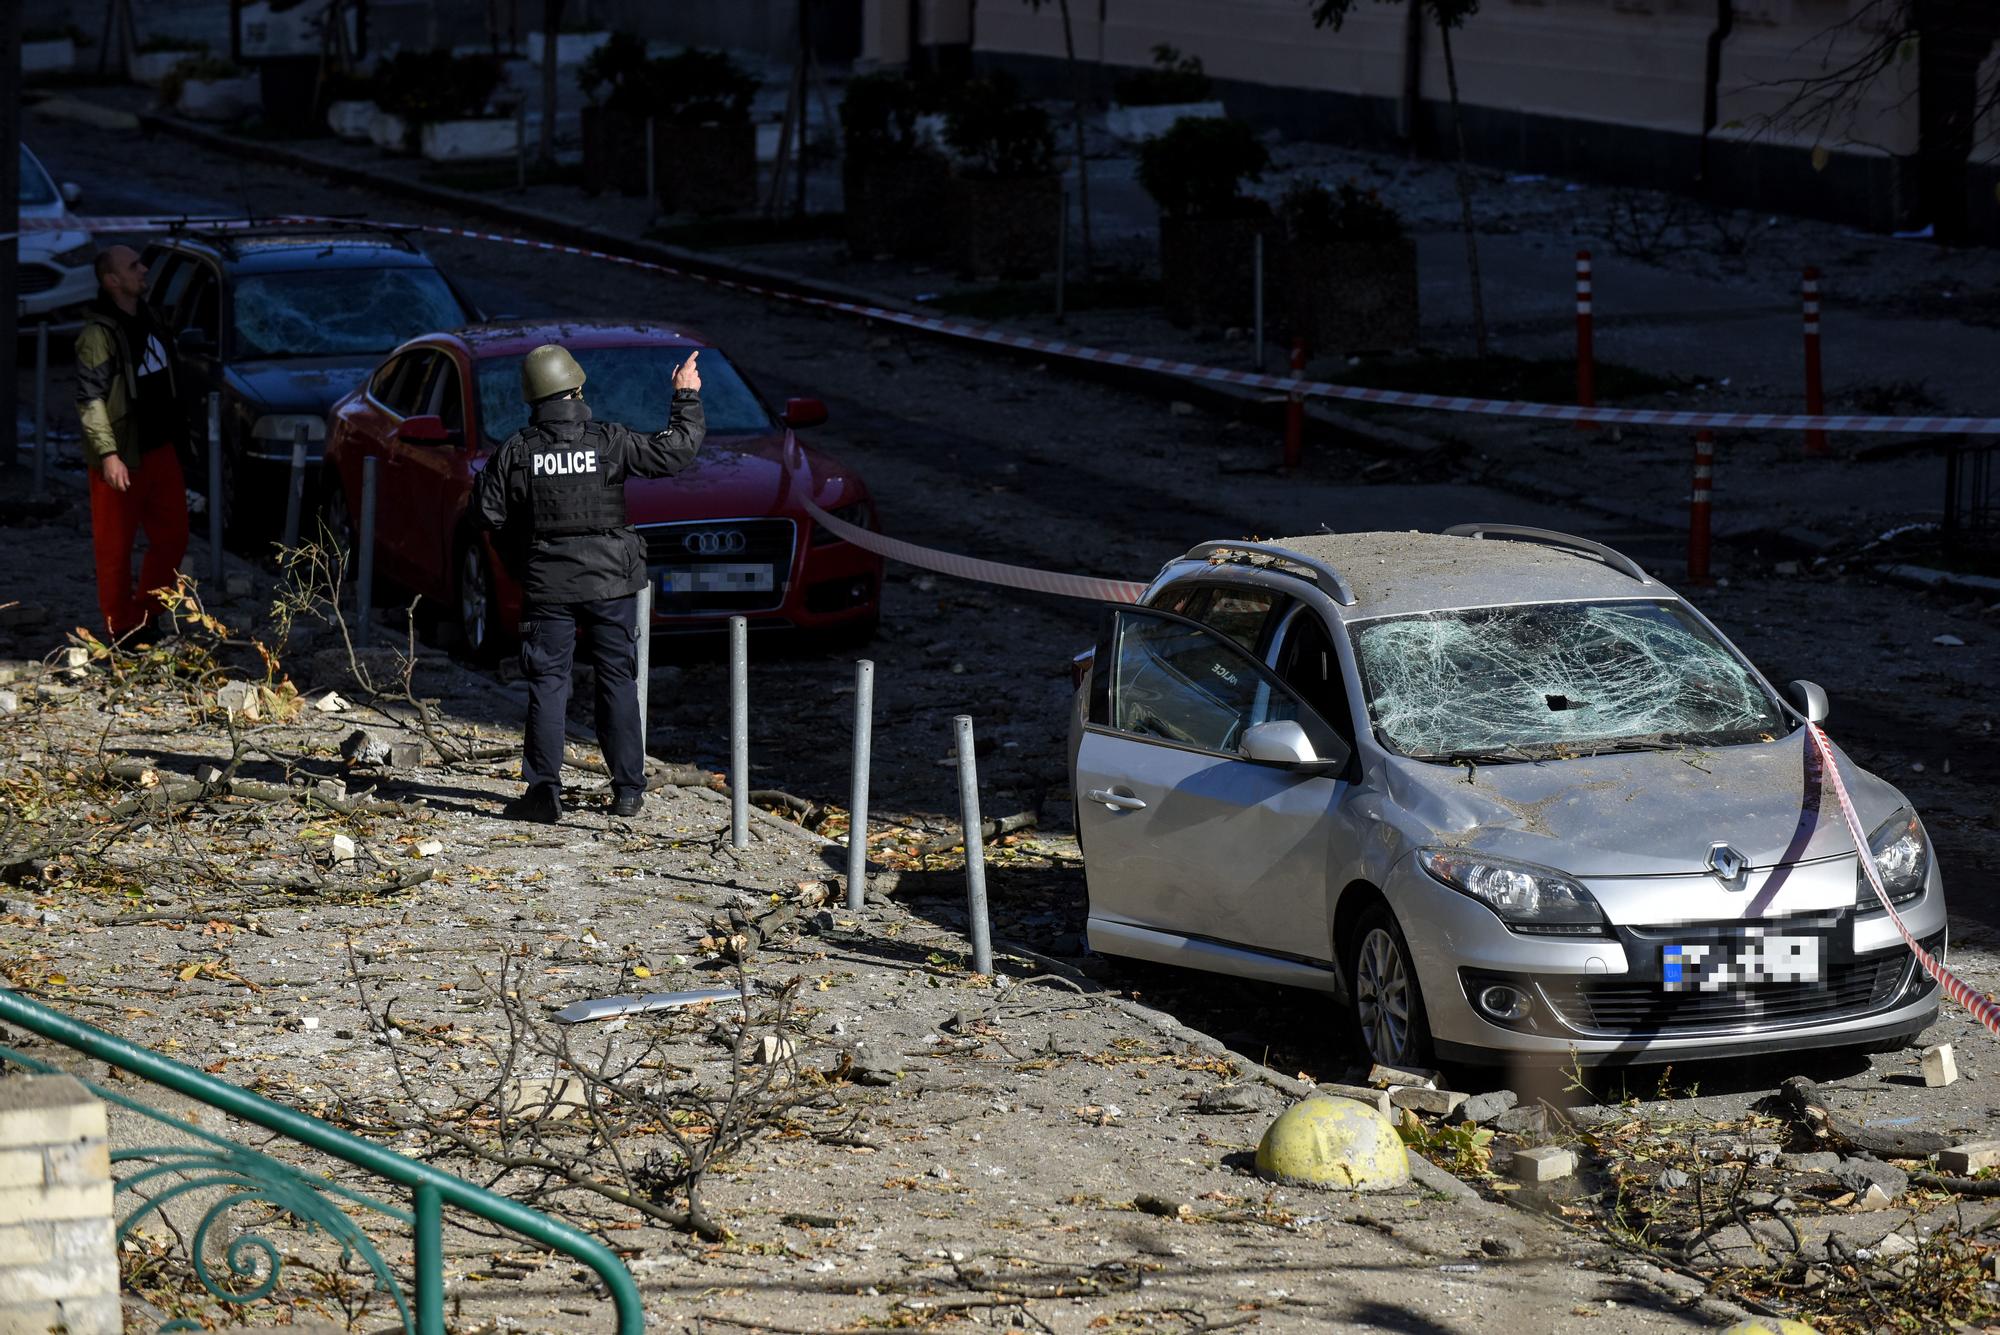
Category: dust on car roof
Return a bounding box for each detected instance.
[1263,529,1653,618]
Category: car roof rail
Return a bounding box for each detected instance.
[1182,540,1358,606]
[1443,523,1652,585]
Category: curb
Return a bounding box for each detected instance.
[1875,562,2000,598]
[136,112,1441,462]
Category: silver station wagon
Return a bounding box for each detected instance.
[1069,526,1945,1067]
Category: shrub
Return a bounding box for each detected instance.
[576,30,650,110]
[1282,181,1403,244]
[579,41,757,127]
[137,34,208,54]
[1137,116,1269,219]
[373,50,502,124]
[841,70,937,161]
[161,55,245,108]
[942,73,1055,180]
[1113,44,1212,107]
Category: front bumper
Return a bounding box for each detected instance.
[1391,855,1948,1063]
[17,259,95,319]
[636,517,882,634]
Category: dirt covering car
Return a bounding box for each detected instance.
[1069,525,1944,1067]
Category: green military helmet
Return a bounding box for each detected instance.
[521,343,586,403]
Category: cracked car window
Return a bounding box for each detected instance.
[232,267,471,359]
[1112,611,1306,754]
[1351,599,1785,759]
[1201,590,1281,654]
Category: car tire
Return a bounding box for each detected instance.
[450,538,500,664]
[320,471,356,577]
[1344,902,1434,1070]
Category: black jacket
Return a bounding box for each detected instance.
[472,391,704,605]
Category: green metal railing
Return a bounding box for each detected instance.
[0,986,645,1335]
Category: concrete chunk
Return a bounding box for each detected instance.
[330,835,357,863]
[1390,1087,1469,1118]
[214,681,261,721]
[1938,1140,2000,1176]
[1461,1090,1519,1124]
[1923,1043,1958,1088]
[1513,1146,1576,1183]
[1314,1082,1392,1119]
[0,690,16,716]
[1368,1063,1440,1090]
[386,740,425,769]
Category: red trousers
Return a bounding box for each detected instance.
[89,449,189,638]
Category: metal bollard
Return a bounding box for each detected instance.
[207,393,223,584]
[31,321,49,500]
[1574,250,1595,431]
[729,615,749,850]
[1687,430,1715,585]
[1252,231,1265,373]
[634,581,653,752]
[515,103,527,190]
[281,423,308,552]
[356,455,378,648]
[954,714,994,977]
[1054,189,1068,323]
[846,659,875,910]
[1802,267,1828,457]
[1283,338,1306,472]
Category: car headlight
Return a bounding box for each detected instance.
[53,240,96,267]
[251,414,327,444]
[811,500,873,547]
[1857,809,1928,910]
[1418,849,1609,936]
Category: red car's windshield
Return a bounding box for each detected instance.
[477,345,774,444]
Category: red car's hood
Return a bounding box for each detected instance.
[622,431,851,519]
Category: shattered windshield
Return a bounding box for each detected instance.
[478,346,774,440]
[1351,599,1786,761]
[18,146,57,206]
[232,268,470,359]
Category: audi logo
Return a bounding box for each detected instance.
[682,528,748,556]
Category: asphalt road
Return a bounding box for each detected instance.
[21,108,2000,1130]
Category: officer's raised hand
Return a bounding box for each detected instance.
[673,350,701,394]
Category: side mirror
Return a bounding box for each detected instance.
[397,413,457,446]
[60,182,82,206]
[782,397,828,429]
[1241,719,1349,771]
[176,327,214,356]
[1786,679,1830,724]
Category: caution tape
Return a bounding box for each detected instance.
[1807,721,2000,1036]
[36,210,2000,438]
[801,499,1146,604]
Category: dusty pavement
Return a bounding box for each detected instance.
[7,91,2000,1332]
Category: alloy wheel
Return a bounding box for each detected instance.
[1354,926,1414,1066]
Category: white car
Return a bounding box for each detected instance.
[17,143,95,321]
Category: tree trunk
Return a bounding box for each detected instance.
[539,0,564,168]
[1435,18,1489,358]
[1057,0,1093,276]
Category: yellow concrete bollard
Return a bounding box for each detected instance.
[1718,1321,1820,1334]
[1254,1094,1410,1192]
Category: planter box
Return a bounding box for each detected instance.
[327,99,375,140]
[947,173,1062,279]
[130,50,202,86]
[1282,236,1419,354]
[178,74,261,121]
[421,116,519,162]
[369,108,411,153]
[844,153,951,260]
[1105,100,1226,143]
[657,122,757,216]
[23,38,76,75]
[1159,213,1271,329]
[525,30,611,66]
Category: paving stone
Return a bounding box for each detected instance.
[1936,1140,2000,1175]
[1513,1146,1576,1183]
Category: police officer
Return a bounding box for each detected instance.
[472,343,705,823]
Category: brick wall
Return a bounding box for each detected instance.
[0,1074,119,1335]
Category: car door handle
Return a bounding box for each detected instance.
[1087,788,1147,811]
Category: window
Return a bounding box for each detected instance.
[476,345,775,443]
[369,355,407,406]
[179,264,220,340]
[17,147,57,206]
[231,266,471,359]
[427,358,465,434]
[1273,608,1351,741]
[147,254,195,324]
[1105,608,1335,759]
[1142,584,1288,655]
[375,351,438,418]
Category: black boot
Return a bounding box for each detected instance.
[612,790,644,818]
[504,786,562,824]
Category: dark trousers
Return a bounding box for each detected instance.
[519,594,644,800]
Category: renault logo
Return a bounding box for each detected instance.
[683,528,747,556]
[1707,842,1748,887]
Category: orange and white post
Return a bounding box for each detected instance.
[1575,250,1595,429]
[1802,267,1829,457]
[1687,429,1715,584]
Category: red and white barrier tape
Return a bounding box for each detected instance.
[1807,721,2000,1036]
[36,211,2000,438]
[802,499,1145,604]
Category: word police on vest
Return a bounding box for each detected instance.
[533,448,599,477]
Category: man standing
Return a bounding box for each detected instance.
[473,343,705,823]
[76,245,189,643]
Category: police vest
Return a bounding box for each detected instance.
[520,421,626,537]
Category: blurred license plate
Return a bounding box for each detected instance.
[659,564,773,595]
[1663,931,1824,992]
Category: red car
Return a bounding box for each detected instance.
[320,321,883,655]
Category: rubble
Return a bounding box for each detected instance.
[1390,1086,1469,1118]
[1922,1042,1957,1088]
[215,681,262,721]
[1513,1146,1576,1183]
[1460,1090,1518,1124]
[1367,1063,1440,1089]
[1936,1140,2000,1176]
[330,835,357,863]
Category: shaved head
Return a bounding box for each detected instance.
[94,245,147,310]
